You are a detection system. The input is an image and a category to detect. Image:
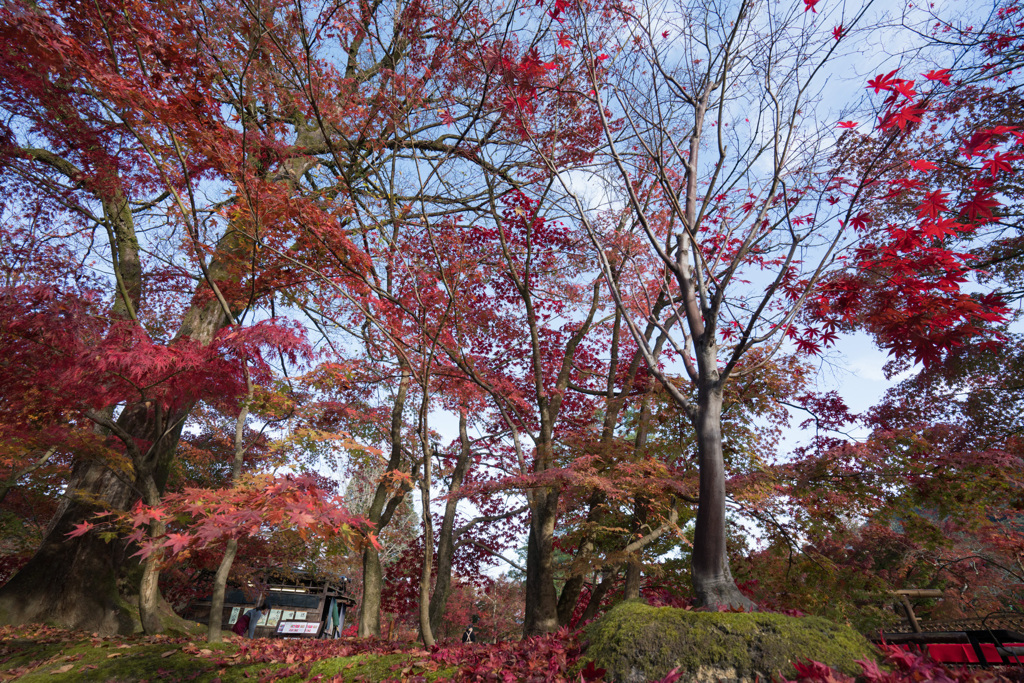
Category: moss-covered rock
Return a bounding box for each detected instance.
[583,601,878,683]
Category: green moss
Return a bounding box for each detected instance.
[2,637,454,683]
[582,601,879,683]
[310,652,414,681]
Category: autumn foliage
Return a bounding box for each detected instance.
[0,0,1021,676]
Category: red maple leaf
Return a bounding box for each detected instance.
[918,190,949,221]
[961,190,999,223]
[879,102,925,131]
[983,151,1016,178]
[867,69,899,93]
[67,521,95,538]
[891,79,917,99]
[556,32,572,48]
[837,121,858,129]
[908,159,939,171]
[832,25,843,40]
[848,211,872,231]
[803,0,820,13]
[922,69,952,85]
[163,533,193,554]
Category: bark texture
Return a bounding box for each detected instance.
[0,227,246,634]
[691,379,754,610]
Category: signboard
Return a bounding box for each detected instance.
[228,607,241,625]
[277,621,321,635]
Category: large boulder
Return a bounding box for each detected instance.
[582,601,878,683]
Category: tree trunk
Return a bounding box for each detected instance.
[523,488,560,636]
[358,545,384,637]
[139,520,167,635]
[691,381,754,610]
[428,410,472,637]
[207,538,239,642]
[416,401,435,647]
[207,370,252,643]
[0,407,186,633]
[0,227,247,634]
[579,570,614,624]
[621,562,642,601]
[358,362,412,637]
[557,571,587,627]
[0,464,134,633]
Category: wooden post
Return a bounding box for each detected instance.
[892,589,942,634]
[898,594,922,634]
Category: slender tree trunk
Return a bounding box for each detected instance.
[139,473,168,635]
[207,538,239,641]
[417,479,434,647]
[428,410,472,637]
[691,379,753,610]
[416,392,435,647]
[208,369,252,643]
[579,570,614,624]
[621,562,642,601]
[139,518,167,635]
[358,362,412,637]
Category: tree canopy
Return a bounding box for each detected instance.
[0,0,1021,642]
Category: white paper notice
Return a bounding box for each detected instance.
[277,622,320,635]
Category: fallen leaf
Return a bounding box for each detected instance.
[162,650,177,658]
[53,665,74,673]
[107,652,122,659]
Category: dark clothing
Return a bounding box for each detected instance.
[462,626,477,643]
[232,607,265,638]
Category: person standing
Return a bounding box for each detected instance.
[232,601,272,638]
[462,615,479,643]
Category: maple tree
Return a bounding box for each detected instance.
[1,0,1022,650]
[526,0,1024,611]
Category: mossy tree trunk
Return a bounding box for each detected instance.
[0,224,246,634]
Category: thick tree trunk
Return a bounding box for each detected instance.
[0,463,135,633]
[523,488,560,636]
[691,381,754,610]
[0,227,246,633]
[0,407,186,633]
[358,546,384,637]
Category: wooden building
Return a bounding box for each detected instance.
[185,573,356,638]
